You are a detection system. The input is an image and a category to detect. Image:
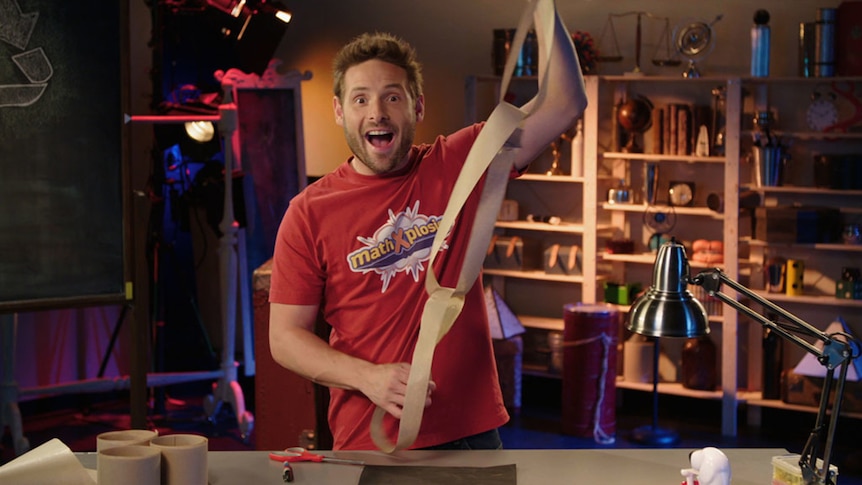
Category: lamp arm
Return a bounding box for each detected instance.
[691,268,854,485]
[799,362,847,485]
[692,269,850,368]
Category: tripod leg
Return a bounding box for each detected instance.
[1,314,31,456]
[98,304,131,378]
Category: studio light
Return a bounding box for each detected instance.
[205,0,292,75]
[206,0,248,18]
[184,120,216,143]
[152,98,222,161]
[272,8,292,24]
[629,239,858,485]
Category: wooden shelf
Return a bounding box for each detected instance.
[750,290,862,308]
[597,74,735,83]
[742,130,862,141]
[615,379,723,399]
[494,220,615,234]
[516,173,624,183]
[523,367,862,420]
[614,384,862,420]
[601,251,753,268]
[481,74,862,439]
[747,239,862,252]
[742,75,862,84]
[602,152,726,164]
[517,173,584,183]
[741,185,862,196]
[601,202,721,218]
[740,391,862,420]
[484,268,602,284]
[585,75,748,438]
[518,315,564,331]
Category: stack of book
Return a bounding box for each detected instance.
[651,103,712,156]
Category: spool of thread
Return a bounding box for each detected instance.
[786,259,805,296]
[562,304,618,443]
[814,8,836,77]
[751,10,771,77]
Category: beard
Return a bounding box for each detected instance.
[345,122,416,175]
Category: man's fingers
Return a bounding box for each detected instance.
[386,402,403,419]
[371,364,439,416]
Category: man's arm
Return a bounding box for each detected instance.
[269,302,434,419]
[513,4,587,170]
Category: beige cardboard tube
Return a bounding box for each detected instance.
[149,434,208,485]
[97,445,160,485]
[96,429,158,451]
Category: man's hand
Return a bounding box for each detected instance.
[361,362,437,419]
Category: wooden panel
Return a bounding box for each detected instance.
[253,261,331,450]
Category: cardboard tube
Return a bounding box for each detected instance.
[97,429,158,451]
[150,434,208,485]
[97,445,160,485]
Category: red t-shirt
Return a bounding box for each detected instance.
[269,124,509,449]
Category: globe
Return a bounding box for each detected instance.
[618,95,653,132]
[617,95,653,152]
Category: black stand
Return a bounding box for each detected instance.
[631,338,679,446]
[97,304,132,378]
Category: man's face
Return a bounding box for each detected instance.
[334,59,425,175]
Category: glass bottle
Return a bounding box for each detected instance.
[681,336,717,391]
[762,325,784,399]
[710,86,726,157]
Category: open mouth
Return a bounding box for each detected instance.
[366,130,394,148]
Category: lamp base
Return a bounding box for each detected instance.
[630,425,679,447]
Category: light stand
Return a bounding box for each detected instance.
[629,240,857,485]
[630,336,680,446]
[203,75,255,438]
[124,76,254,440]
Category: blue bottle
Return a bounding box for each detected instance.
[751,9,770,77]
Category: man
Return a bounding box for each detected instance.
[269,3,586,450]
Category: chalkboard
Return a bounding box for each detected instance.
[0,1,128,311]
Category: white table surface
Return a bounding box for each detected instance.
[77,447,789,484]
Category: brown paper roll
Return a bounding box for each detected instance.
[97,445,160,485]
[97,429,158,451]
[150,434,208,485]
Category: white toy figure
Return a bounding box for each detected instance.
[680,447,731,485]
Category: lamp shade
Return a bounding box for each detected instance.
[627,240,709,338]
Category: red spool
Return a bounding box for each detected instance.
[561,303,619,443]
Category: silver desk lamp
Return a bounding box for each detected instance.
[627,237,707,447]
[628,240,858,485]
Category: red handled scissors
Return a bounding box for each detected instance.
[269,447,365,466]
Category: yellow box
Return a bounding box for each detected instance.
[772,454,838,485]
[785,259,804,296]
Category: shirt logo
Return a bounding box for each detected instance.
[347,201,445,292]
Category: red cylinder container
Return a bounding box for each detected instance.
[561,303,619,443]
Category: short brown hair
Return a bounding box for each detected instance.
[332,32,423,103]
